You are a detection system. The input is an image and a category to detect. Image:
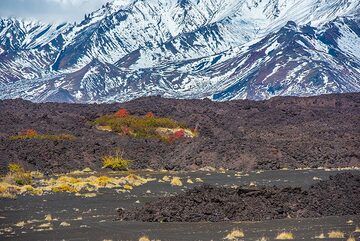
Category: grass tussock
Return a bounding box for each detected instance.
[225,229,245,240]
[314,233,326,239]
[10,129,75,141]
[170,177,183,186]
[347,236,356,241]
[4,163,32,186]
[0,163,39,198]
[138,236,150,241]
[328,231,345,238]
[93,109,197,141]
[275,232,294,240]
[102,152,132,171]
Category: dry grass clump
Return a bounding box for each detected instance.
[275,232,294,240]
[0,164,41,198]
[347,236,356,241]
[314,233,326,239]
[225,229,245,240]
[170,177,183,186]
[10,129,75,141]
[4,163,32,186]
[138,236,151,241]
[328,231,345,238]
[102,153,132,171]
[93,109,197,141]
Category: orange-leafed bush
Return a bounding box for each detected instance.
[115,108,129,118]
[145,112,155,118]
[22,129,38,137]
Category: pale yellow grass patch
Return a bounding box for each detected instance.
[275,232,294,240]
[257,237,268,241]
[347,236,356,241]
[60,222,70,227]
[44,214,52,221]
[328,231,345,238]
[15,221,26,227]
[225,229,245,240]
[38,223,51,228]
[187,179,194,184]
[162,176,171,182]
[195,177,203,182]
[139,235,150,241]
[315,233,326,239]
[355,227,360,232]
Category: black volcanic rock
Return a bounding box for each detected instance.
[118,173,360,222]
[0,93,359,174]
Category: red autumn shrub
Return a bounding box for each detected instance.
[115,108,129,118]
[145,112,155,118]
[22,129,38,137]
[174,129,185,139]
[168,129,186,142]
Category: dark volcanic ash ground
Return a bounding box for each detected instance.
[0,93,359,174]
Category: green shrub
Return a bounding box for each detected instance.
[93,113,189,141]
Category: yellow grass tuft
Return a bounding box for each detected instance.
[138,235,150,241]
[347,236,356,241]
[195,177,203,182]
[315,233,326,239]
[102,155,132,171]
[355,227,360,232]
[275,232,294,240]
[328,231,345,238]
[170,177,183,186]
[225,229,245,240]
[44,214,52,221]
[60,222,71,227]
[187,179,194,184]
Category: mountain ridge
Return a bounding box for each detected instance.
[0,0,359,103]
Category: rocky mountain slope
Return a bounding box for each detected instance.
[0,0,359,103]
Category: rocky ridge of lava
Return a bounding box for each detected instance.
[118,173,360,222]
[0,93,359,173]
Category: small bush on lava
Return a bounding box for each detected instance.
[10,129,76,141]
[5,163,32,186]
[102,153,132,171]
[93,109,196,142]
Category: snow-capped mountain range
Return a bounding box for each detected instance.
[0,0,359,103]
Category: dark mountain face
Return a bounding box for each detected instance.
[0,0,359,103]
